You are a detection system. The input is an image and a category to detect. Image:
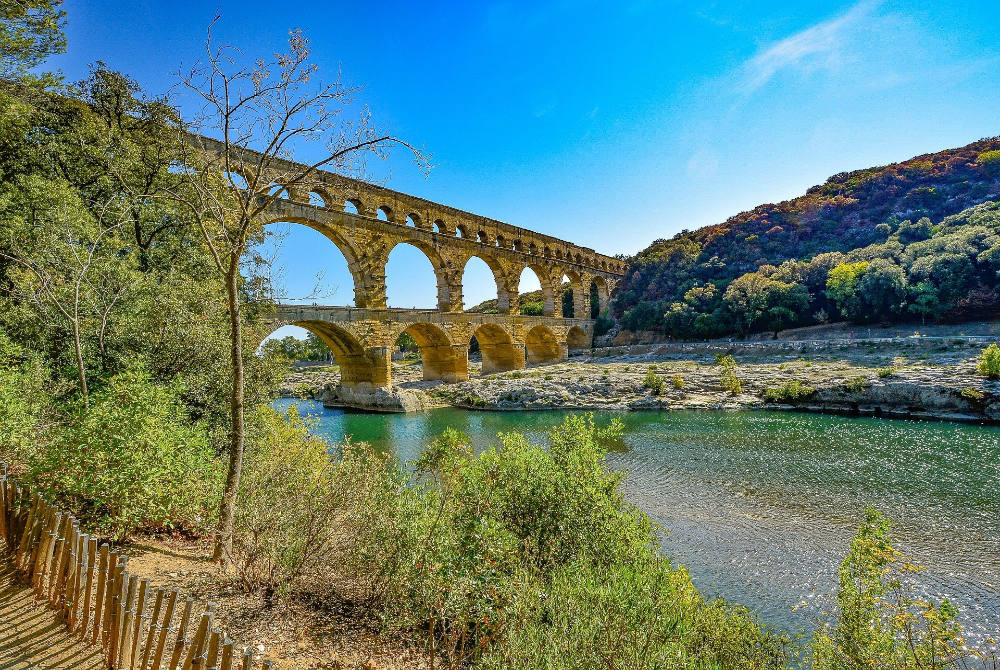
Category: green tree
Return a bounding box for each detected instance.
[856,259,907,320]
[908,281,941,324]
[0,176,134,401]
[826,261,869,321]
[724,273,808,336]
[0,0,65,82]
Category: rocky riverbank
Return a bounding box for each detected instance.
[281,336,1000,423]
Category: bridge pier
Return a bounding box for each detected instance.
[421,343,469,382]
[272,306,595,411]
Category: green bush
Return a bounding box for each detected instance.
[715,353,738,368]
[959,387,985,401]
[233,406,410,599]
[716,354,743,394]
[370,415,779,667]
[643,367,665,395]
[480,556,787,670]
[593,314,615,337]
[977,343,1000,379]
[845,376,868,393]
[26,367,221,539]
[671,373,685,389]
[877,366,896,378]
[810,508,973,669]
[0,329,53,468]
[761,380,816,403]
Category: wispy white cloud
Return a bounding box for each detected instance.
[740,0,883,93]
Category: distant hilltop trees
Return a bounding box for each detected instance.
[615,138,1000,337]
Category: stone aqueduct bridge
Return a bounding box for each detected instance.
[241,142,626,407]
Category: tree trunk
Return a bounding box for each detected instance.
[72,287,88,405]
[214,263,245,564]
[72,318,88,404]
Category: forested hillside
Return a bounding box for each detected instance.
[616,139,1000,337]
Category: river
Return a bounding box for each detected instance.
[272,398,1000,643]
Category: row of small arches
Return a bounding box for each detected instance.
[254,179,623,273]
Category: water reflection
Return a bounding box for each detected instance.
[272,399,1000,643]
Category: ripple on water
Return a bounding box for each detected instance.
[273,400,1000,643]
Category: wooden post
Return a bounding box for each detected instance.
[239,649,253,670]
[130,580,149,670]
[27,506,48,589]
[219,640,234,670]
[63,527,79,622]
[141,587,166,670]
[82,537,98,639]
[48,514,71,605]
[56,521,78,609]
[30,506,54,589]
[182,612,213,670]
[118,575,139,670]
[94,545,112,646]
[205,630,221,670]
[150,589,179,670]
[169,598,194,670]
[0,466,8,542]
[15,493,39,571]
[39,510,62,596]
[107,559,126,665]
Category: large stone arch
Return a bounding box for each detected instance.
[262,214,379,308]
[561,268,588,319]
[290,319,387,389]
[456,252,517,314]
[386,238,456,311]
[392,321,468,382]
[525,324,563,364]
[521,263,558,316]
[471,323,523,374]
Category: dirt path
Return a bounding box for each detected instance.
[0,550,104,670]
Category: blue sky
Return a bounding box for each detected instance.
[53,0,1000,328]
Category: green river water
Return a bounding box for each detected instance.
[272,399,1000,643]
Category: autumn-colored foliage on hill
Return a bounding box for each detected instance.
[615,137,1000,337]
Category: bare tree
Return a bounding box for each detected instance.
[171,20,428,564]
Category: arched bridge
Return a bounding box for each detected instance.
[274,305,594,403]
[214,137,627,409]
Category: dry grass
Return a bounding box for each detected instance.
[124,537,431,670]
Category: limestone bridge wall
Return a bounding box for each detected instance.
[274,305,594,394]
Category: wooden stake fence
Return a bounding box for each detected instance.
[0,466,273,670]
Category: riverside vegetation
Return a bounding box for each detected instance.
[1,2,999,669]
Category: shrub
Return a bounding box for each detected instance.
[234,405,416,600]
[593,314,615,337]
[977,343,1000,379]
[0,329,53,468]
[959,387,985,401]
[715,353,737,368]
[671,373,685,389]
[715,354,743,394]
[26,367,221,539]
[720,370,742,395]
[643,367,665,395]
[761,380,816,403]
[810,508,978,669]
[845,376,868,393]
[877,366,896,378]
[480,556,788,670]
